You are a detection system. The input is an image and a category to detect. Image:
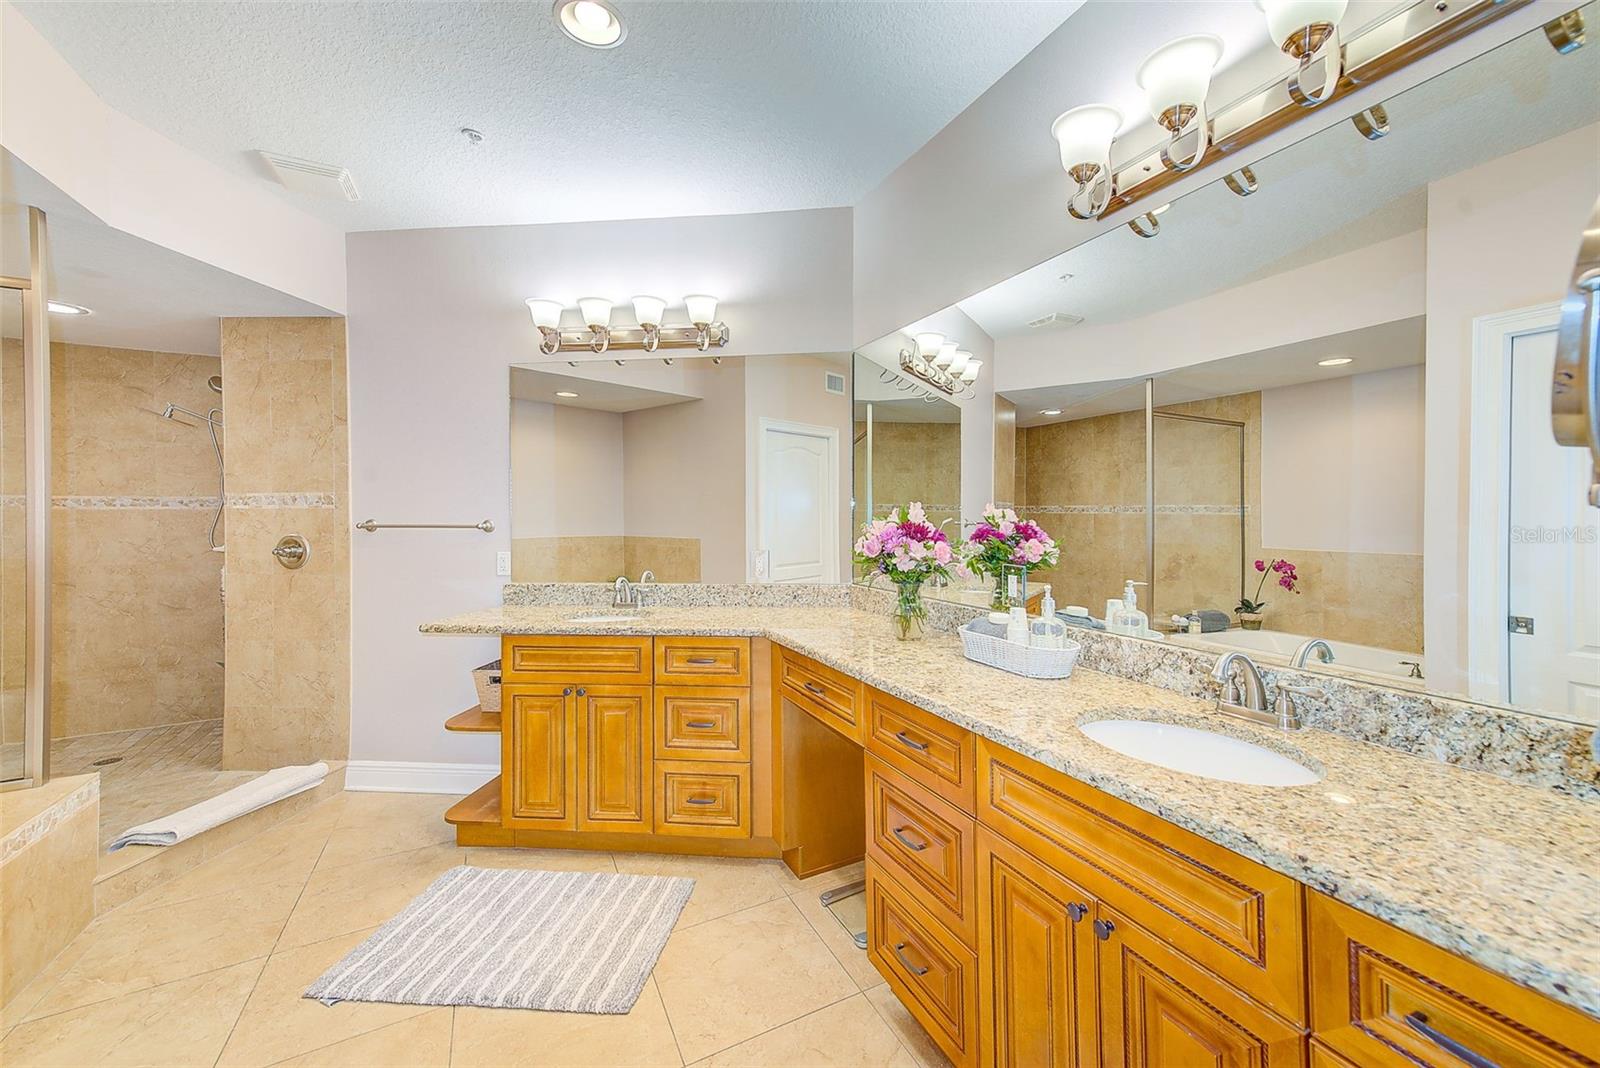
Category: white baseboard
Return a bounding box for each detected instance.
[344,760,498,795]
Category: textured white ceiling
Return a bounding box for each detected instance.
[13,0,1078,233]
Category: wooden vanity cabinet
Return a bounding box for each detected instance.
[499,682,652,833]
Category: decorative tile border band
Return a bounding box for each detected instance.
[0,775,99,865]
[224,492,337,508]
[1027,503,1251,515]
[50,496,221,510]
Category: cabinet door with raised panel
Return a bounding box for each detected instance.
[977,828,1099,1068]
[502,684,577,829]
[578,685,653,831]
[1097,904,1306,1068]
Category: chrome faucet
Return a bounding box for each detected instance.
[635,570,655,609]
[1211,651,1268,712]
[612,576,635,610]
[1290,638,1334,668]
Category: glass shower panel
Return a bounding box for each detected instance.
[1150,408,1246,628]
[1,286,25,783]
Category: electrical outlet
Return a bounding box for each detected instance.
[495,551,511,577]
[752,549,770,581]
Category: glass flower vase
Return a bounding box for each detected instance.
[989,571,1009,612]
[890,579,929,641]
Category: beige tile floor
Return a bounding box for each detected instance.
[0,790,953,1068]
[42,720,262,849]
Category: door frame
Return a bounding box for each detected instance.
[755,417,840,584]
[1465,301,1562,704]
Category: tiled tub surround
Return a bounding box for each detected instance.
[220,317,351,769]
[2,340,228,742]
[424,595,1600,1016]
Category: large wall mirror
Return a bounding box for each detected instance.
[861,7,1599,725]
[508,355,853,585]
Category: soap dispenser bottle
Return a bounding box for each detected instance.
[1110,580,1149,636]
[1031,586,1066,649]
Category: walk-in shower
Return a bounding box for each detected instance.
[160,373,225,551]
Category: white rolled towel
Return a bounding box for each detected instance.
[108,761,329,851]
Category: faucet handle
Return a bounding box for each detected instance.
[1272,684,1322,730]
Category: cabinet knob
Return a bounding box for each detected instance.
[1066,902,1087,923]
[563,687,573,696]
[1093,918,1115,941]
[576,688,586,697]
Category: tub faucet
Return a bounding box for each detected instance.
[1211,651,1269,714]
[1290,638,1334,668]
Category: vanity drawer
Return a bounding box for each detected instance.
[655,637,751,686]
[1308,892,1600,1068]
[976,737,1307,1023]
[866,755,977,948]
[654,759,751,838]
[776,646,864,742]
[865,687,976,813]
[867,860,979,1068]
[654,687,750,761]
[502,635,653,684]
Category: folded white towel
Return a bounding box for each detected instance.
[108,761,329,851]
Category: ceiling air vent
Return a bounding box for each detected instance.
[1028,312,1084,329]
[257,151,361,201]
[824,371,847,396]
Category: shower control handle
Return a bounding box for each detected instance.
[272,534,311,570]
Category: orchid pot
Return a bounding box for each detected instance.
[1237,611,1264,631]
[1236,557,1301,632]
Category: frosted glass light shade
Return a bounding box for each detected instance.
[933,341,959,369]
[1137,35,1223,120]
[684,294,719,325]
[1258,0,1347,49]
[1051,104,1122,171]
[631,295,666,328]
[913,332,945,359]
[947,350,972,376]
[959,359,983,384]
[526,298,564,330]
[577,297,613,329]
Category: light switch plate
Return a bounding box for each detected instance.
[495,551,511,576]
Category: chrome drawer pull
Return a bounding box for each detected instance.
[684,796,718,806]
[686,657,718,665]
[894,730,930,752]
[685,720,718,729]
[1404,1012,1502,1068]
[891,942,929,976]
[891,826,929,852]
[802,681,827,696]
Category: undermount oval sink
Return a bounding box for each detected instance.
[1079,719,1321,787]
[564,613,643,624]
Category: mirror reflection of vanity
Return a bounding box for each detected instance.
[852,8,1599,727]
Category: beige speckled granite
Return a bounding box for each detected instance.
[422,602,1600,1017]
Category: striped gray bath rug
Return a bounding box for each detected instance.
[304,866,694,1013]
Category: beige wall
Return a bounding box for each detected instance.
[1424,122,1600,692]
[856,420,961,532]
[221,317,350,768]
[2,340,225,740]
[992,396,1016,510]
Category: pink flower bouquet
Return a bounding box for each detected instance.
[853,502,962,639]
[963,504,1059,609]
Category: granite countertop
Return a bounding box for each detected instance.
[422,604,1600,1017]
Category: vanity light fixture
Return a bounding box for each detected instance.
[1318,356,1354,366]
[897,335,982,396]
[554,0,625,49]
[1052,0,1528,221]
[524,295,729,357]
[1259,0,1348,107]
[1137,35,1223,172]
[959,359,983,384]
[46,300,91,315]
[1052,104,1123,220]
[933,341,959,369]
[1223,165,1259,197]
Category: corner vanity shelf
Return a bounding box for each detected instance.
[439,631,1600,1068]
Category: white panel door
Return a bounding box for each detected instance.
[758,421,838,584]
[1506,327,1600,723]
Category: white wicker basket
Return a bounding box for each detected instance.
[471,660,502,712]
[958,619,1081,679]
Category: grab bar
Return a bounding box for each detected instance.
[1552,192,1600,508]
[355,519,495,533]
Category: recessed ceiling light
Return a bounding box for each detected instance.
[46,300,91,316]
[1040,408,1063,416]
[555,390,579,398]
[554,0,625,48]
[1318,357,1354,367]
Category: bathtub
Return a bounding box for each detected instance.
[1167,627,1425,689]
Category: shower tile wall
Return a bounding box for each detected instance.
[2,340,224,740]
[220,317,351,769]
[853,420,961,530]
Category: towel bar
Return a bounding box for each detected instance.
[355,519,495,532]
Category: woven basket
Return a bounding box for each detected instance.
[472,660,502,712]
[959,619,1081,680]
